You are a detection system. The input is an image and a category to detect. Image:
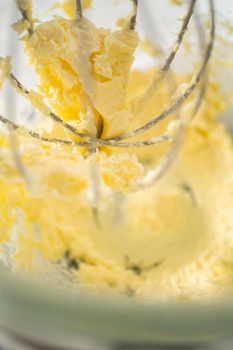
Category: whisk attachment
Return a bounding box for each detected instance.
[114,0,215,143]
[0,0,216,190]
[5,72,170,148]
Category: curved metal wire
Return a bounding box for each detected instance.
[114,0,215,142]
[7,73,169,148]
[141,0,215,187]
[130,0,197,115]
[16,0,34,35]
[0,114,170,149]
[76,0,83,19]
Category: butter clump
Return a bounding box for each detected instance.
[23,16,139,138]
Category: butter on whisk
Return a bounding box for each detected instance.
[0,0,215,194]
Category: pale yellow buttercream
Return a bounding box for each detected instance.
[0,1,233,302]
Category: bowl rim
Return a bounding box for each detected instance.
[0,270,233,347]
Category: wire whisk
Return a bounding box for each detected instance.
[0,0,215,189]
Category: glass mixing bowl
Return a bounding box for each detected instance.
[0,1,233,349]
